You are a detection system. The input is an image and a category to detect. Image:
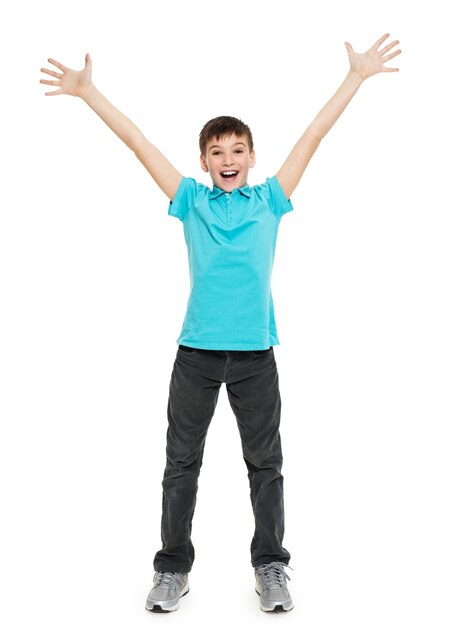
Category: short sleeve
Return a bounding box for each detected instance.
[168,177,199,222]
[265,176,294,219]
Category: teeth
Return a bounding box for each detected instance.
[221,171,237,177]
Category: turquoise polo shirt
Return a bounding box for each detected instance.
[168,175,293,350]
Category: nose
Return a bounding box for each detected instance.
[223,154,234,166]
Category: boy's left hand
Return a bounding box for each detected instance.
[345,33,401,81]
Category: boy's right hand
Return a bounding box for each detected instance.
[40,53,92,97]
[40,52,182,199]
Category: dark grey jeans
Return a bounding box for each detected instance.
[153,344,291,573]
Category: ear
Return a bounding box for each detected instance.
[249,150,256,168]
[200,154,209,172]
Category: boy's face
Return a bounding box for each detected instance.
[200,134,256,192]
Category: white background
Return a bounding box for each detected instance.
[1,0,469,624]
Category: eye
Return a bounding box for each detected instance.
[235,149,244,153]
[211,150,221,155]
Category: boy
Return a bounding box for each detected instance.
[40,33,401,613]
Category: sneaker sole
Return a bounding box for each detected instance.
[256,589,294,612]
[145,586,189,612]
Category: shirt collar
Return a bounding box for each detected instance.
[210,184,252,199]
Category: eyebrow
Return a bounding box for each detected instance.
[208,142,247,150]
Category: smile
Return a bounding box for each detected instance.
[220,170,239,179]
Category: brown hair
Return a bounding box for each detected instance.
[199,115,254,156]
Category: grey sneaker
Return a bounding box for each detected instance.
[255,562,294,612]
[145,571,189,612]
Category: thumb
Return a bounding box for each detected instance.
[85,52,92,65]
[344,41,353,54]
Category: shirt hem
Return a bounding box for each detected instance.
[177,339,280,351]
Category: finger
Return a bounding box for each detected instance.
[372,33,390,50]
[382,49,402,63]
[40,67,62,79]
[45,88,63,96]
[382,67,400,72]
[378,40,399,56]
[40,79,61,86]
[47,57,68,72]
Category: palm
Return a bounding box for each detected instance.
[345,33,401,80]
[40,54,92,97]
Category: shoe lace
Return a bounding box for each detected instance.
[256,562,293,589]
[153,571,180,592]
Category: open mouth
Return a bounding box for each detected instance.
[220,170,239,182]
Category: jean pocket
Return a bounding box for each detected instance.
[178,344,196,353]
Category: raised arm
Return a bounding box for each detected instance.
[276,33,401,199]
[40,53,182,200]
